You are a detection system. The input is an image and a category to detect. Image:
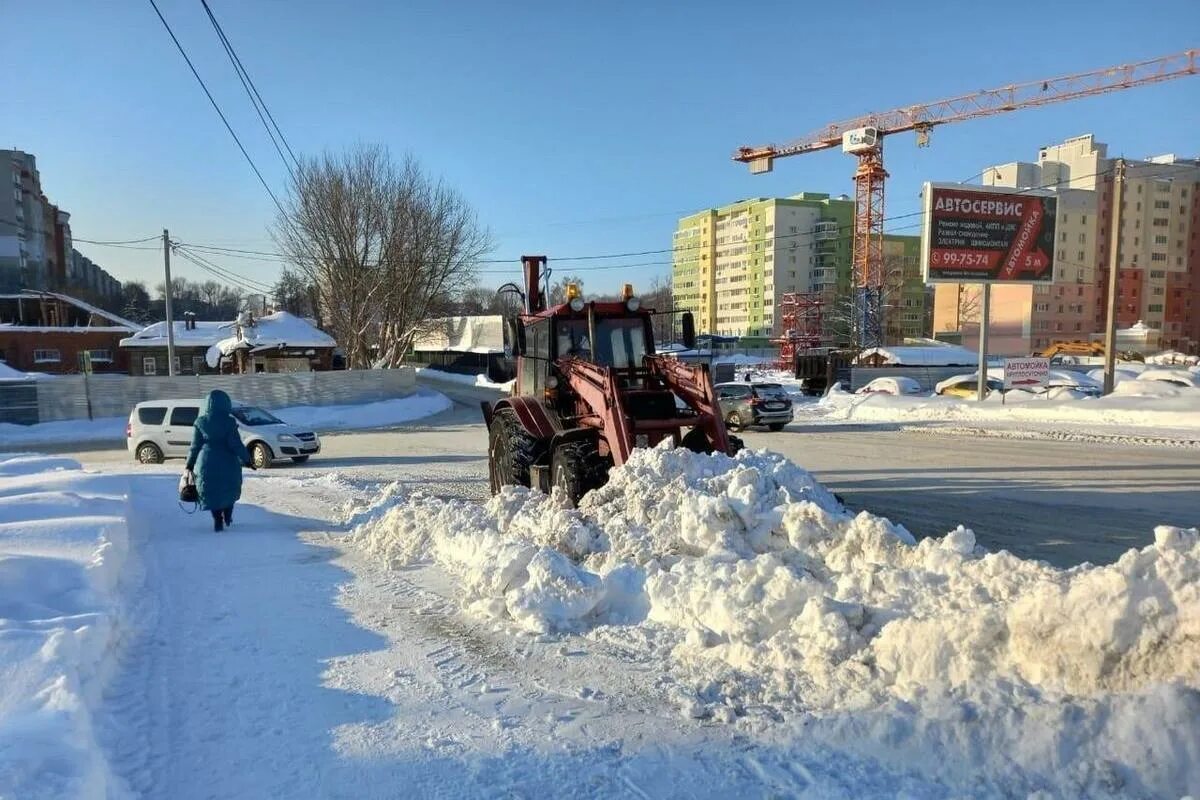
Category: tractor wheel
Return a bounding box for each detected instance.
[680,426,713,454]
[488,408,540,494]
[550,441,608,508]
[727,434,745,456]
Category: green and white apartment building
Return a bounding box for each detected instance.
[672,193,929,344]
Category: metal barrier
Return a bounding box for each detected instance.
[2,368,416,424]
[0,381,38,424]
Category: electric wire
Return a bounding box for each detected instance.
[146,0,287,216]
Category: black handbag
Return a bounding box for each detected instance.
[179,472,199,504]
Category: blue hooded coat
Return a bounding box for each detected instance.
[186,390,250,511]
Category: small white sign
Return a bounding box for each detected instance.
[1003,357,1050,390]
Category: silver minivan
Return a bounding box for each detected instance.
[126,399,321,468]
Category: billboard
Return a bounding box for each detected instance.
[922,183,1056,284]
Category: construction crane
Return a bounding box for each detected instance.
[735,49,1198,349]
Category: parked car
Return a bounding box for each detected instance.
[935,375,1004,399]
[126,399,320,467]
[857,376,924,396]
[715,382,794,431]
[1135,368,1200,389]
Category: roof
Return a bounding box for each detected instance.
[858,345,979,366]
[411,315,504,353]
[121,311,334,354]
[120,320,235,348]
[207,311,336,367]
[0,291,140,332]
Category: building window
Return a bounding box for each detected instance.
[1148,304,1163,313]
[143,357,157,376]
[33,349,61,364]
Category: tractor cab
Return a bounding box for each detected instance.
[484,255,735,507]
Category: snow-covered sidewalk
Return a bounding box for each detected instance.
[5,447,1197,798]
[0,390,453,449]
[800,382,1200,444]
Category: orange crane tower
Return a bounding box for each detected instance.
[734,49,1198,349]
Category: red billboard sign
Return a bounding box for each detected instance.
[921,183,1057,283]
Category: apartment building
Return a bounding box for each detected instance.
[1,150,122,303]
[933,135,1200,354]
[672,193,926,342]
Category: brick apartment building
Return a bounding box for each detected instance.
[0,291,140,374]
[934,135,1200,355]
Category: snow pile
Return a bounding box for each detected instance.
[806,382,1200,437]
[0,454,133,799]
[350,445,1200,795]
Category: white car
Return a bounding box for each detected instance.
[1135,368,1200,389]
[126,399,321,468]
[857,376,924,396]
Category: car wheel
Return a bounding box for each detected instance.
[136,442,163,464]
[250,442,273,469]
[725,411,744,432]
[290,456,310,464]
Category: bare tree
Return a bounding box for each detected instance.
[956,284,982,327]
[274,146,492,368]
[273,268,314,317]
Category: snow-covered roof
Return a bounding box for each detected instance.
[411,315,503,353]
[205,311,336,368]
[121,312,334,355]
[119,320,234,347]
[0,291,140,332]
[858,345,979,366]
[1146,350,1200,366]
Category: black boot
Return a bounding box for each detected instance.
[212,510,224,532]
[223,507,233,526]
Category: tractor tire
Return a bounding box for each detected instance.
[727,434,745,456]
[550,441,608,508]
[488,408,540,494]
[680,426,714,454]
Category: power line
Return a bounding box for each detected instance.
[146,0,287,216]
[200,0,298,179]
[172,243,276,293]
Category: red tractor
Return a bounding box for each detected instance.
[482,255,741,506]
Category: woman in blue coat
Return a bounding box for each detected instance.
[185,389,253,531]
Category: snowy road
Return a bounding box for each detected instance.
[74,401,1200,568]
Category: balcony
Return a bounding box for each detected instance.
[814,222,840,241]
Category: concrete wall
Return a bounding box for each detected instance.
[30,367,416,422]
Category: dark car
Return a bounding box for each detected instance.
[715,382,793,431]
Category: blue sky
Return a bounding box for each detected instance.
[6,0,1199,295]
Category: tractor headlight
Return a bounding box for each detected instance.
[569,297,585,312]
[625,296,641,312]
[545,376,559,389]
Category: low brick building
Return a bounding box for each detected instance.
[0,291,139,374]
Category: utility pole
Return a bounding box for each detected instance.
[163,229,178,377]
[976,284,991,401]
[1102,159,1126,395]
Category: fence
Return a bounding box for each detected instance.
[405,351,512,382]
[0,368,416,424]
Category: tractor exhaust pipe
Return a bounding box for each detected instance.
[522,255,547,314]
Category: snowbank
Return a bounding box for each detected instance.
[414,367,514,391]
[350,446,1200,797]
[0,454,133,799]
[0,391,454,447]
[805,383,1200,438]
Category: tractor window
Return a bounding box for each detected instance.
[596,318,648,368]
